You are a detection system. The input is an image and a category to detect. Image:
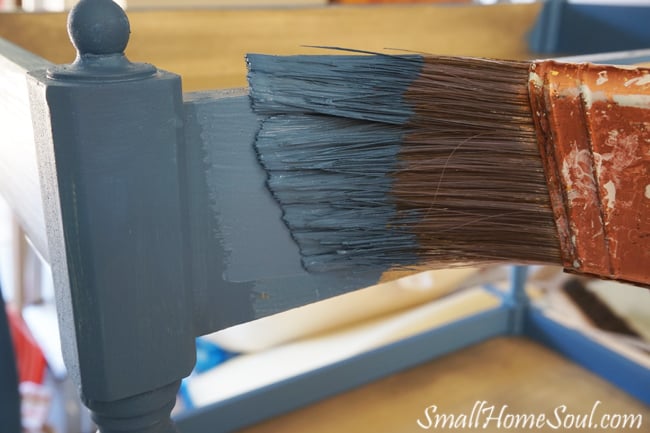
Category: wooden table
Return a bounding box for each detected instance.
[242,338,649,433]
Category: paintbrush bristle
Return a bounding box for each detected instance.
[247,53,562,273]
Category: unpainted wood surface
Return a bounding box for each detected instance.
[0,3,542,91]
[240,337,650,433]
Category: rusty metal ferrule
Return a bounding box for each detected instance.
[528,61,650,287]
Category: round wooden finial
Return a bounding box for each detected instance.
[68,0,130,56]
[47,0,155,81]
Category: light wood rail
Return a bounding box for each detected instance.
[0,3,541,91]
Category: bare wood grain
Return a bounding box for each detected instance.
[0,3,541,91]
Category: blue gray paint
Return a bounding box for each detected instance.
[256,115,419,271]
[248,54,423,272]
[248,54,421,125]
[26,3,196,433]
[182,91,385,329]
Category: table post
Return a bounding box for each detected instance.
[27,1,195,431]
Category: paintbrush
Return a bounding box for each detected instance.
[246,51,650,287]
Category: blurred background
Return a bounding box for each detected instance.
[1,0,539,13]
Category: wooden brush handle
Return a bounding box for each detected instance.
[529,61,650,287]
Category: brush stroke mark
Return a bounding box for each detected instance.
[249,54,562,272]
[183,90,383,327]
[248,54,423,272]
[256,114,419,271]
[248,54,421,125]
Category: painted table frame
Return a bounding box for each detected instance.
[0,2,648,432]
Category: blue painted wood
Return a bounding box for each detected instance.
[28,35,195,404]
[506,266,529,335]
[174,305,510,433]
[26,2,195,432]
[182,91,384,334]
[181,89,256,335]
[528,0,650,55]
[524,306,650,405]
